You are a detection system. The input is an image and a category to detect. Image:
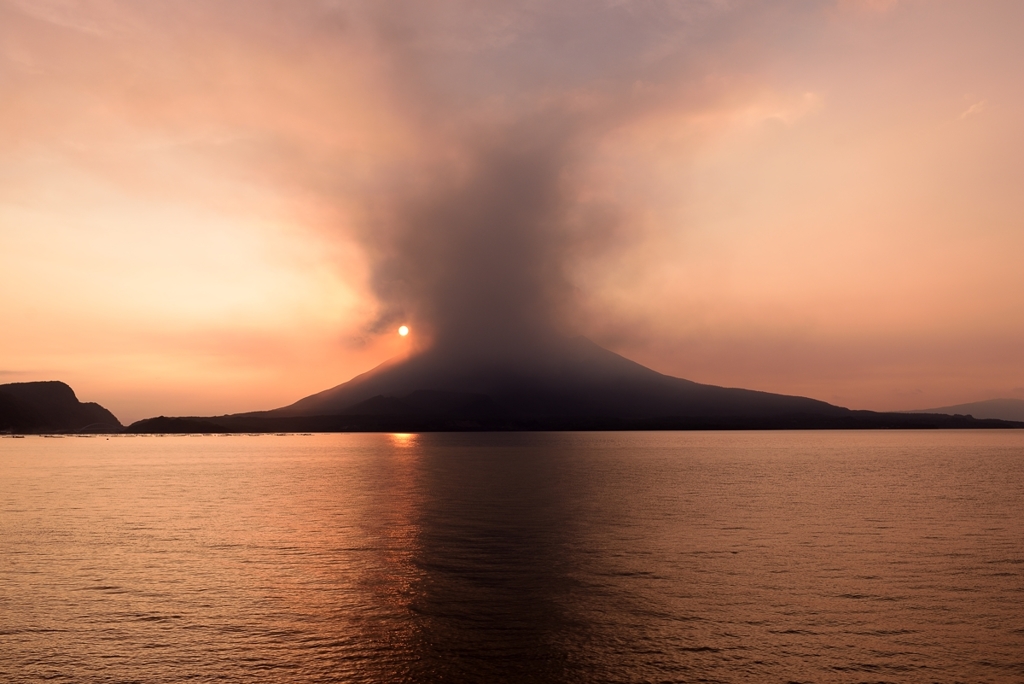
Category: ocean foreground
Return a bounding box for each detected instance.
[3,430,1023,682]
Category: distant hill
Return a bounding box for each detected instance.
[128,337,1024,432]
[0,381,122,433]
[909,398,1024,423]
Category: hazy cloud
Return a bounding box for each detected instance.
[960,99,988,119]
[331,0,816,358]
[2,0,1023,417]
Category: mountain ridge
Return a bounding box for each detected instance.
[909,398,1024,423]
[128,337,1024,432]
[0,381,122,433]
[251,336,848,421]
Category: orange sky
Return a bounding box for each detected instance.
[2,0,1022,424]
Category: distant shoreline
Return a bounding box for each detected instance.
[116,412,1024,435]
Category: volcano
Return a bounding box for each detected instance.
[128,337,1023,432]
[269,336,847,422]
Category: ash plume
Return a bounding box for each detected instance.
[348,0,754,361]
[363,119,586,361]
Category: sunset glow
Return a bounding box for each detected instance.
[2,1,1022,423]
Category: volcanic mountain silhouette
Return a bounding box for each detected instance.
[126,337,1023,432]
[120,336,1009,432]
[270,336,846,421]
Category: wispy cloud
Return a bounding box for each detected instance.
[837,0,901,14]
[3,0,131,36]
[960,99,988,120]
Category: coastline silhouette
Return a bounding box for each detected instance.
[0,381,122,434]
[118,338,1022,433]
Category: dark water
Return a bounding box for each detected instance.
[2,431,1023,683]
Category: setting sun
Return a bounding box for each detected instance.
[398,325,409,337]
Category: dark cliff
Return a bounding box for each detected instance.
[0,381,122,433]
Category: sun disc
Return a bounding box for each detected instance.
[398,325,409,337]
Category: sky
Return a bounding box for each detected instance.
[2,0,1023,424]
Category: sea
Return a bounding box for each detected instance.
[2,430,1023,683]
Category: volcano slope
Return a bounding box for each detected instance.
[128,337,1022,432]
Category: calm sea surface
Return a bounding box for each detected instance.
[2,431,1023,683]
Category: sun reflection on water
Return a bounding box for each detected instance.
[388,433,418,448]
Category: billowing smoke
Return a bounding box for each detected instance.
[13,0,797,367]
[364,122,578,358]
[343,0,766,362]
[7,0,1021,413]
